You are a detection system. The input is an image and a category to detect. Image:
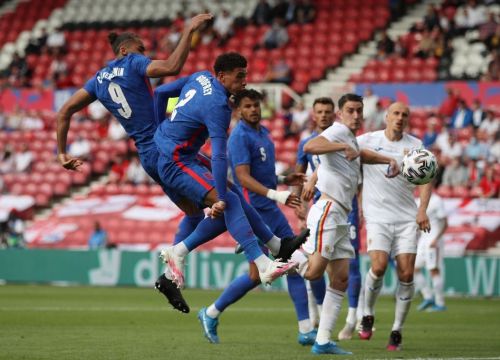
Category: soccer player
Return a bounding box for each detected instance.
[154,53,301,291]
[414,184,448,312]
[295,98,362,340]
[356,101,433,351]
[197,89,320,345]
[293,94,399,355]
[55,14,213,313]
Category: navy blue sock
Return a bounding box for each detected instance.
[214,273,258,312]
[182,217,226,251]
[173,214,204,245]
[310,277,327,305]
[286,273,309,321]
[231,185,275,243]
[348,254,361,308]
[223,191,263,262]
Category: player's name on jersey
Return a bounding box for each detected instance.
[196,74,213,96]
[97,67,125,83]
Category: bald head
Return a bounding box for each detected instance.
[385,102,410,139]
[387,102,409,114]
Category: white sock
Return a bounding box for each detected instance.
[316,287,345,345]
[392,281,415,331]
[206,304,220,319]
[346,307,357,326]
[306,282,319,327]
[431,274,445,306]
[363,269,383,316]
[317,304,323,318]
[415,271,432,300]
[266,235,281,257]
[253,254,272,273]
[357,286,365,322]
[291,250,309,277]
[298,319,313,334]
[173,242,189,257]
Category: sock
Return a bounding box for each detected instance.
[206,304,220,319]
[291,250,308,277]
[363,268,383,316]
[253,254,271,273]
[311,277,326,305]
[298,319,313,334]
[173,242,189,257]
[346,307,357,326]
[357,287,364,322]
[173,214,204,245]
[306,282,319,328]
[231,184,276,244]
[316,287,345,345]
[431,274,445,306]
[182,216,227,251]
[223,191,263,262]
[212,273,258,314]
[266,236,281,256]
[347,256,361,308]
[392,281,415,332]
[286,273,310,326]
[415,271,432,300]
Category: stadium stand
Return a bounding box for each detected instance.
[0,0,498,253]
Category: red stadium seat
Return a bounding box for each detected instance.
[436,185,453,198]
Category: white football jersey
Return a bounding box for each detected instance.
[416,193,447,242]
[357,130,422,223]
[316,122,361,211]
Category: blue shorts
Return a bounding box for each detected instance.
[257,204,294,239]
[157,153,214,207]
[138,146,182,204]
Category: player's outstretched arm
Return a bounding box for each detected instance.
[233,165,300,208]
[302,167,318,202]
[304,135,358,160]
[360,149,400,177]
[146,13,213,78]
[56,88,96,171]
[153,76,190,123]
[293,163,307,196]
[282,172,307,186]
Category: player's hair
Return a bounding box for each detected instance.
[214,52,247,73]
[108,32,140,54]
[233,89,263,106]
[338,93,363,109]
[313,97,335,110]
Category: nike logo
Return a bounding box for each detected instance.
[399,297,412,301]
[374,147,383,152]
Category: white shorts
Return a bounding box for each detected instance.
[366,222,419,256]
[303,200,354,261]
[415,235,444,270]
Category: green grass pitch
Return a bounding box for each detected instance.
[0,285,499,360]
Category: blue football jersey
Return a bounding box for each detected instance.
[228,120,277,210]
[83,53,155,153]
[297,131,320,172]
[154,71,232,201]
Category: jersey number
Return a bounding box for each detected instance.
[108,83,132,119]
[349,224,357,240]
[171,89,197,121]
[259,147,267,162]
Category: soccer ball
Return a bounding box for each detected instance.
[401,149,438,185]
